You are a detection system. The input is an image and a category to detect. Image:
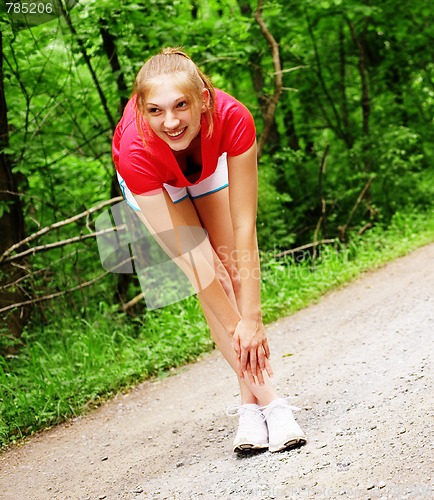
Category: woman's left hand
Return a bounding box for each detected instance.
[232,317,273,385]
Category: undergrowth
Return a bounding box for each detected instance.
[0,209,433,448]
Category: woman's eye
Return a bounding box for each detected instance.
[177,101,188,109]
[148,107,160,114]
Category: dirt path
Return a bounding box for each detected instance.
[1,244,434,500]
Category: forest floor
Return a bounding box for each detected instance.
[1,243,434,500]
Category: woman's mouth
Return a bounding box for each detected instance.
[165,127,187,139]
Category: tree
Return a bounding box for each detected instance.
[0,29,30,343]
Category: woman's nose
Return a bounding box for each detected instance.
[164,112,180,129]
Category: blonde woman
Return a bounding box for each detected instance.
[112,47,306,453]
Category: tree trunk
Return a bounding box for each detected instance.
[58,1,116,131]
[339,25,354,148]
[254,0,283,159]
[346,15,372,174]
[99,16,145,308]
[99,17,129,117]
[347,17,370,138]
[236,0,281,156]
[0,31,29,345]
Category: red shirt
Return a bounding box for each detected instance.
[112,89,256,195]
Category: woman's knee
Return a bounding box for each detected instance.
[214,259,240,300]
[228,265,241,297]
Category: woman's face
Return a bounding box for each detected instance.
[144,76,207,152]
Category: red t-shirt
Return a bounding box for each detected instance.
[112,89,256,195]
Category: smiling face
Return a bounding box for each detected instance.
[143,75,209,152]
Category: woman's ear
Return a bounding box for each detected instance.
[201,88,211,112]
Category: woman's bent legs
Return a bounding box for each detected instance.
[148,191,280,405]
[200,300,278,405]
[191,190,279,404]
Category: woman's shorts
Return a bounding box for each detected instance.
[117,153,228,211]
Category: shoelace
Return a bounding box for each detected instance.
[260,400,301,423]
[260,403,300,413]
[225,404,266,421]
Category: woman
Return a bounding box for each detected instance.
[112,47,306,453]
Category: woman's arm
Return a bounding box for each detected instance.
[227,142,272,384]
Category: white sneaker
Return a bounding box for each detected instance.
[226,403,269,453]
[261,398,306,452]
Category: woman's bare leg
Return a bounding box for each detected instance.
[136,190,278,405]
[200,299,278,405]
[192,189,278,405]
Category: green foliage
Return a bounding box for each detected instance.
[257,154,294,250]
[3,0,433,253]
[0,297,211,446]
[260,208,434,323]
[373,126,429,206]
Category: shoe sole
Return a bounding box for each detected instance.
[234,443,269,453]
[269,436,307,453]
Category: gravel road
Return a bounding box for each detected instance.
[1,243,433,500]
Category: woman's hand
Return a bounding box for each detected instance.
[232,317,273,385]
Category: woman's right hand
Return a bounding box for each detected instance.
[232,316,273,385]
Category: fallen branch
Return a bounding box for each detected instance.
[339,175,375,241]
[357,222,373,236]
[121,292,145,312]
[0,190,22,196]
[2,226,126,264]
[0,256,133,314]
[275,239,335,258]
[0,250,86,291]
[0,196,123,264]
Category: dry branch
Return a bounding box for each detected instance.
[275,239,335,258]
[121,292,145,312]
[254,0,282,158]
[0,196,123,264]
[357,222,373,236]
[2,226,126,264]
[0,250,86,291]
[0,256,134,314]
[339,175,375,241]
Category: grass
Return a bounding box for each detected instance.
[1,209,433,448]
[0,300,211,446]
[261,210,434,322]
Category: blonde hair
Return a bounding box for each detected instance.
[133,47,216,139]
